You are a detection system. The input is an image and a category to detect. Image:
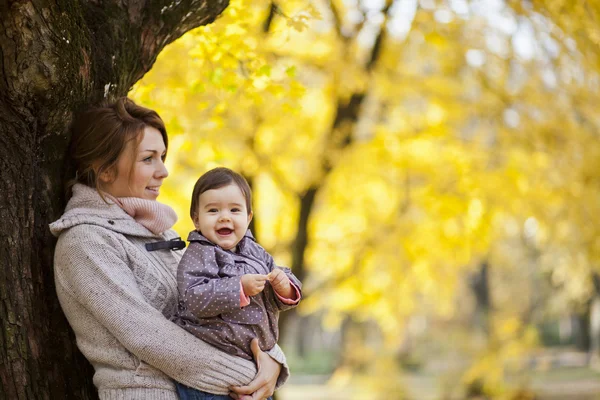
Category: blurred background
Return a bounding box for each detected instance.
[130,0,600,398]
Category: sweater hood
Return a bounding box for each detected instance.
[49,183,160,238]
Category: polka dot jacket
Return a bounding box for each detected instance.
[172,230,302,360]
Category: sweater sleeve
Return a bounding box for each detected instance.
[54,227,258,394]
[266,344,290,389]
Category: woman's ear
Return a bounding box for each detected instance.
[98,166,115,184]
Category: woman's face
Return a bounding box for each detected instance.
[100,126,168,200]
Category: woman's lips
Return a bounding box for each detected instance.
[146,186,160,195]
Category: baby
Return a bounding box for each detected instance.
[172,167,301,399]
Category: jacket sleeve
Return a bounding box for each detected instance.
[178,242,242,318]
[54,226,259,394]
[264,251,302,312]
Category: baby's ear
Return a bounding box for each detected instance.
[192,213,201,230]
[247,211,253,226]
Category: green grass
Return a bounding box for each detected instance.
[285,350,337,376]
[528,366,600,383]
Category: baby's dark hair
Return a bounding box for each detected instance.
[190,167,252,219]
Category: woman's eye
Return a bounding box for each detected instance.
[143,156,152,162]
[161,154,166,161]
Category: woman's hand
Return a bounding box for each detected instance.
[229,339,281,400]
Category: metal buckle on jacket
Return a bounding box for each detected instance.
[145,237,186,252]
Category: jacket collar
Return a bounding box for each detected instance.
[49,183,162,238]
[187,229,255,251]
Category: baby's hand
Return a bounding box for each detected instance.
[241,274,268,297]
[268,269,293,298]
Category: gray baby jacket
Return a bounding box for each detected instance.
[172,230,302,360]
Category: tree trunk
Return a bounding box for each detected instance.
[589,273,600,368]
[572,310,591,351]
[276,3,392,369]
[0,1,228,398]
[469,260,491,336]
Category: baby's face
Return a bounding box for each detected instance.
[193,183,252,251]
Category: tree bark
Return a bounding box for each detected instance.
[0,1,228,398]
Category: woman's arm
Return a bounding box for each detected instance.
[54,226,257,394]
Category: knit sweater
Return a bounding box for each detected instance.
[50,184,289,399]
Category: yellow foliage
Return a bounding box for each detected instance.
[131,0,600,396]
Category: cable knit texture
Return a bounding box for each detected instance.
[108,194,178,234]
[49,184,289,399]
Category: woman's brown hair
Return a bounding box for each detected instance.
[66,97,168,200]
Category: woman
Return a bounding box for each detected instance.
[50,97,287,400]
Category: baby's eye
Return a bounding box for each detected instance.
[208,208,218,213]
[231,208,241,212]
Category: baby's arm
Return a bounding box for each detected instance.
[268,268,294,298]
[265,254,302,311]
[179,243,242,318]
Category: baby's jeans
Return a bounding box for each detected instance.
[176,382,273,400]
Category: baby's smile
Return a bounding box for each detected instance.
[217,228,233,235]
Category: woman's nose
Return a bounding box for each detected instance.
[156,160,169,178]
